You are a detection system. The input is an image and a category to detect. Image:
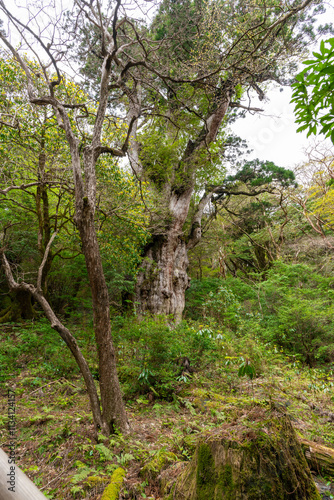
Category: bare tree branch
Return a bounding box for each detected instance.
[37,231,57,292]
[0,182,41,195]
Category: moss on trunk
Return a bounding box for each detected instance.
[172,407,321,500]
[0,290,36,323]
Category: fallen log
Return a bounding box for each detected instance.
[300,439,334,477]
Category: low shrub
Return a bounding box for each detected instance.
[112,316,218,399]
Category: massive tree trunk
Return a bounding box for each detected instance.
[135,185,194,322]
[0,289,36,323]
[133,90,232,321]
[136,234,190,322]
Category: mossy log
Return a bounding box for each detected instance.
[300,439,334,478]
[100,467,125,500]
[171,407,321,500]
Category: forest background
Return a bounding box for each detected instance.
[1,0,334,498]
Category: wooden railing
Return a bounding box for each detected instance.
[0,448,48,499]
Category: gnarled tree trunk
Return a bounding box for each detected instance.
[135,184,195,322]
[135,234,190,322]
[134,93,232,321]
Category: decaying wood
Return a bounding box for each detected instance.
[171,408,321,499]
[300,438,334,478]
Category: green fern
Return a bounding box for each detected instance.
[95,443,114,461]
[70,485,84,497]
[116,452,134,465]
[71,467,96,484]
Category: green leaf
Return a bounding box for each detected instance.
[245,365,256,380]
[302,60,318,66]
[296,124,309,133]
[330,130,334,145]
[319,67,334,75]
[238,365,246,377]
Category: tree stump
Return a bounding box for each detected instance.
[171,407,321,499]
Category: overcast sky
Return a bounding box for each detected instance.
[2,0,334,172]
[230,2,334,170]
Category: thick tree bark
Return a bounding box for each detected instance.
[135,95,232,321]
[135,181,195,322]
[14,290,35,319]
[135,234,190,323]
[0,290,35,323]
[172,409,321,500]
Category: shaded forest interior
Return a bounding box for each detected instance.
[1,0,334,498]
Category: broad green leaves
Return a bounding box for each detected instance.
[238,359,256,380]
[0,54,149,309]
[291,38,334,143]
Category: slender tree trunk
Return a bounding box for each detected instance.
[34,291,105,432]
[0,252,103,433]
[36,147,53,296]
[76,197,130,434]
[0,22,133,437]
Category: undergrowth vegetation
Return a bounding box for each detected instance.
[1,261,334,498]
[186,262,334,367]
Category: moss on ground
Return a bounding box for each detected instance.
[1,321,334,498]
[100,468,125,500]
[141,449,178,481]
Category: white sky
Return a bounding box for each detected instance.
[230,2,334,170]
[1,0,334,172]
[230,87,320,169]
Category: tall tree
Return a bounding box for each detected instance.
[188,160,297,278]
[0,45,131,434]
[0,0,329,432]
[0,56,77,319]
[128,0,328,320]
[62,0,329,320]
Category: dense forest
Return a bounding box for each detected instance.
[1,0,334,498]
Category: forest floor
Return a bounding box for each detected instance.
[1,322,334,499]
